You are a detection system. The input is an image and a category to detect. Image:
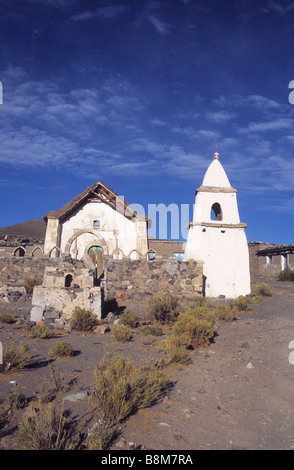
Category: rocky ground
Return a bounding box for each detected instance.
[0,279,294,451]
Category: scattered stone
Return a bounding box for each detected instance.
[93,324,110,334]
[246,362,254,369]
[64,390,89,401]
[254,409,267,415]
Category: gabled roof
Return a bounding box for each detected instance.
[44,181,151,227]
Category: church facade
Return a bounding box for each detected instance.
[43,181,150,263]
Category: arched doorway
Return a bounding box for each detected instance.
[88,245,104,286]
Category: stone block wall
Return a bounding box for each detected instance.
[103,257,204,302]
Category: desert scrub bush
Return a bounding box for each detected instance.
[0,313,17,324]
[16,401,76,450]
[0,342,32,373]
[233,295,251,311]
[48,342,74,360]
[173,306,216,349]
[251,282,272,297]
[5,392,27,412]
[111,324,132,343]
[28,325,56,339]
[69,307,99,331]
[279,268,294,282]
[24,275,43,295]
[191,296,207,307]
[162,335,191,365]
[84,421,115,450]
[215,304,238,322]
[148,288,181,325]
[141,325,164,336]
[90,354,171,426]
[118,312,138,328]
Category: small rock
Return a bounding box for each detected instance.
[93,324,110,334]
[246,362,254,369]
[64,390,89,401]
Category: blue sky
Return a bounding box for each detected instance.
[0,0,294,244]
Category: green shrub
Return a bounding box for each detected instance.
[90,354,171,426]
[0,342,32,373]
[0,313,17,324]
[48,342,74,360]
[69,307,99,331]
[279,268,294,282]
[141,325,164,337]
[118,312,138,328]
[16,402,76,450]
[251,282,272,297]
[162,335,191,365]
[215,304,238,322]
[173,306,216,349]
[24,275,43,295]
[29,325,56,339]
[112,324,132,343]
[148,288,181,325]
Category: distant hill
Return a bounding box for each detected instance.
[0,219,46,240]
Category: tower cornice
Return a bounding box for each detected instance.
[195,185,237,195]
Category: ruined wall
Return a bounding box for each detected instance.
[103,257,204,302]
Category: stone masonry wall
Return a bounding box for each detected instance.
[103,257,204,302]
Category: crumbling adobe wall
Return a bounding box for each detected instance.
[103,257,204,302]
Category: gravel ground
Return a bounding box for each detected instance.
[0,279,294,451]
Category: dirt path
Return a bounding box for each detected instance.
[119,281,294,450]
[1,280,294,450]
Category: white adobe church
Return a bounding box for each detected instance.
[184,150,251,298]
[42,152,250,299]
[43,181,150,265]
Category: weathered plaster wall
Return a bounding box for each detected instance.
[47,201,148,259]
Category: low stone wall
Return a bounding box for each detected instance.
[103,257,204,302]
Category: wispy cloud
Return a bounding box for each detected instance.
[69,5,129,22]
[148,15,171,34]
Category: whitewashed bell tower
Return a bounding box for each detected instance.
[184,150,250,298]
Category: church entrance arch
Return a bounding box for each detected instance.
[88,245,104,286]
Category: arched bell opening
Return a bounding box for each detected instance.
[210,202,223,221]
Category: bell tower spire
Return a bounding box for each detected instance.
[184,150,250,299]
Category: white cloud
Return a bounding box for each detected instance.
[70,5,129,22]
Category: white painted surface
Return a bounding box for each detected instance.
[185,153,251,298]
[45,200,148,259]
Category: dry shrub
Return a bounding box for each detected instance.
[173,306,216,349]
[0,342,32,373]
[24,275,43,295]
[16,401,76,450]
[29,325,56,339]
[251,282,272,297]
[69,307,99,331]
[148,288,181,325]
[233,295,251,311]
[279,268,294,282]
[111,324,132,343]
[141,325,164,337]
[118,312,138,328]
[215,304,238,322]
[84,422,115,450]
[48,342,74,360]
[90,354,171,427]
[162,335,191,365]
[0,313,17,324]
